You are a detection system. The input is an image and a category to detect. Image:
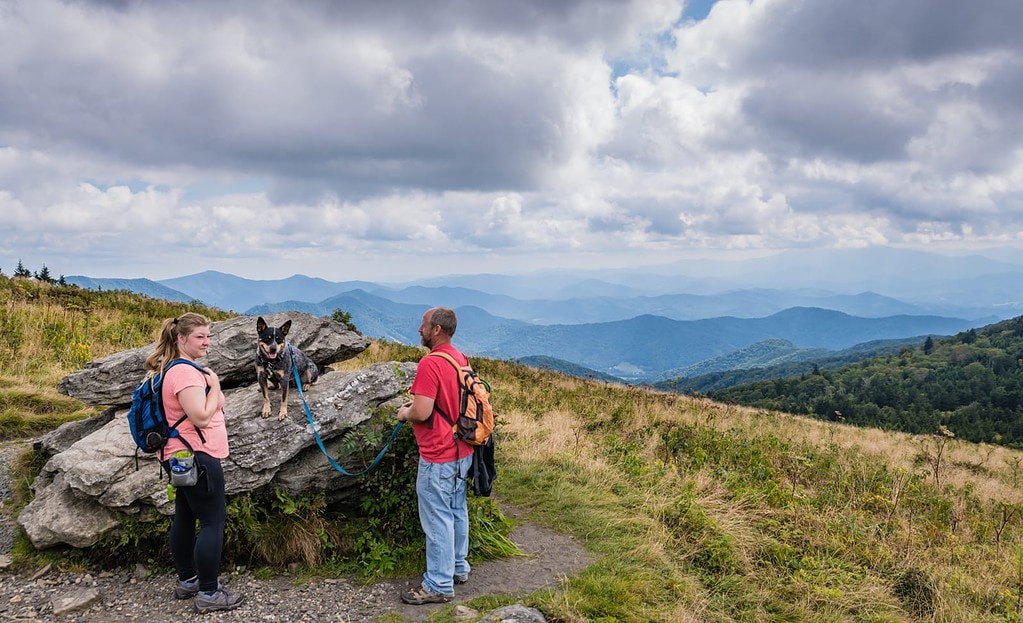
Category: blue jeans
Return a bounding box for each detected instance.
[417,454,472,595]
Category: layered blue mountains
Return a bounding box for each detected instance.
[67,247,1023,383]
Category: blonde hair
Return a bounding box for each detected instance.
[144,312,211,372]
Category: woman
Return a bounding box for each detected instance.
[144,312,243,614]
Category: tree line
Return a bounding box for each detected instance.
[709,316,1023,448]
[2,259,67,285]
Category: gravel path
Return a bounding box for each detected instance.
[0,440,591,622]
[0,521,590,622]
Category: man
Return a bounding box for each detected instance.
[396,307,475,605]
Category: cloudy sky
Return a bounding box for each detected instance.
[1,0,1021,283]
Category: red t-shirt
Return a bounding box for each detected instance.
[409,345,475,463]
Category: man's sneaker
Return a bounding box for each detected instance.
[400,584,452,605]
[174,577,199,599]
[454,573,469,585]
[194,587,244,614]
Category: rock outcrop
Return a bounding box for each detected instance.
[18,312,418,549]
[57,313,370,405]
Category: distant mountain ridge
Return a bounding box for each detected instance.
[66,247,1015,381]
[480,309,974,381]
[245,292,979,381]
[64,271,982,381]
[68,245,1023,322]
[158,271,383,313]
[63,276,195,304]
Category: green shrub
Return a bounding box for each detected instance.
[893,567,937,617]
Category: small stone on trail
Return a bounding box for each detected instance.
[51,587,102,617]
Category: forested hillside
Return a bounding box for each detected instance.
[512,355,622,382]
[651,336,924,391]
[710,316,1023,447]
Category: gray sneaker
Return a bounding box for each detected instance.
[175,579,221,600]
[454,573,469,585]
[194,587,244,614]
[174,577,199,600]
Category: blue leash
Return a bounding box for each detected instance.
[289,345,404,476]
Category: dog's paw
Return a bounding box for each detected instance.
[261,404,272,418]
[277,411,287,422]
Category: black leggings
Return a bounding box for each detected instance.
[166,452,226,593]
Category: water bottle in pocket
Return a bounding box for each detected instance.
[169,450,199,487]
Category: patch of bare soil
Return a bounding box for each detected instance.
[386,517,593,621]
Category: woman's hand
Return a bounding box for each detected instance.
[203,367,221,392]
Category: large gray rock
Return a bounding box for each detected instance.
[19,362,418,549]
[16,472,121,549]
[18,312,418,550]
[56,313,369,406]
[34,408,117,457]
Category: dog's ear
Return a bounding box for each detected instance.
[280,320,292,336]
[257,317,267,332]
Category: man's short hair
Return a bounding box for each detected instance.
[429,307,457,337]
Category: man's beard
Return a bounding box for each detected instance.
[421,335,432,349]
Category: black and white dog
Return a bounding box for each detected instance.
[255,316,319,421]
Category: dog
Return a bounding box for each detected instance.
[255,316,319,421]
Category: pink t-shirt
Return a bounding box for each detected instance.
[409,345,475,463]
[161,362,229,459]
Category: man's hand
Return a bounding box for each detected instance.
[396,400,414,422]
[398,395,435,424]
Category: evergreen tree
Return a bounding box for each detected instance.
[36,265,53,283]
[331,308,359,333]
[923,336,934,354]
[14,259,31,278]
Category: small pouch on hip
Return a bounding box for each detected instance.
[169,450,199,487]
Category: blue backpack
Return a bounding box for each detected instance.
[128,358,207,466]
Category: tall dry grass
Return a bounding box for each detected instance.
[0,276,229,437]
[489,361,1023,622]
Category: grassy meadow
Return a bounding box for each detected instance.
[5,276,1023,621]
[0,276,230,438]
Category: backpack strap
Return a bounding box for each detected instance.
[161,358,210,450]
[427,351,463,370]
[425,352,465,429]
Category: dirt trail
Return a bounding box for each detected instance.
[0,503,592,622]
[385,517,593,621]
[1,437,593,621]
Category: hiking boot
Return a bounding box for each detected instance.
[174,577,199,599]
[400,584,451,605]
[194,587,244,614]
[454,573,469,585]
[175,578,221,600]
